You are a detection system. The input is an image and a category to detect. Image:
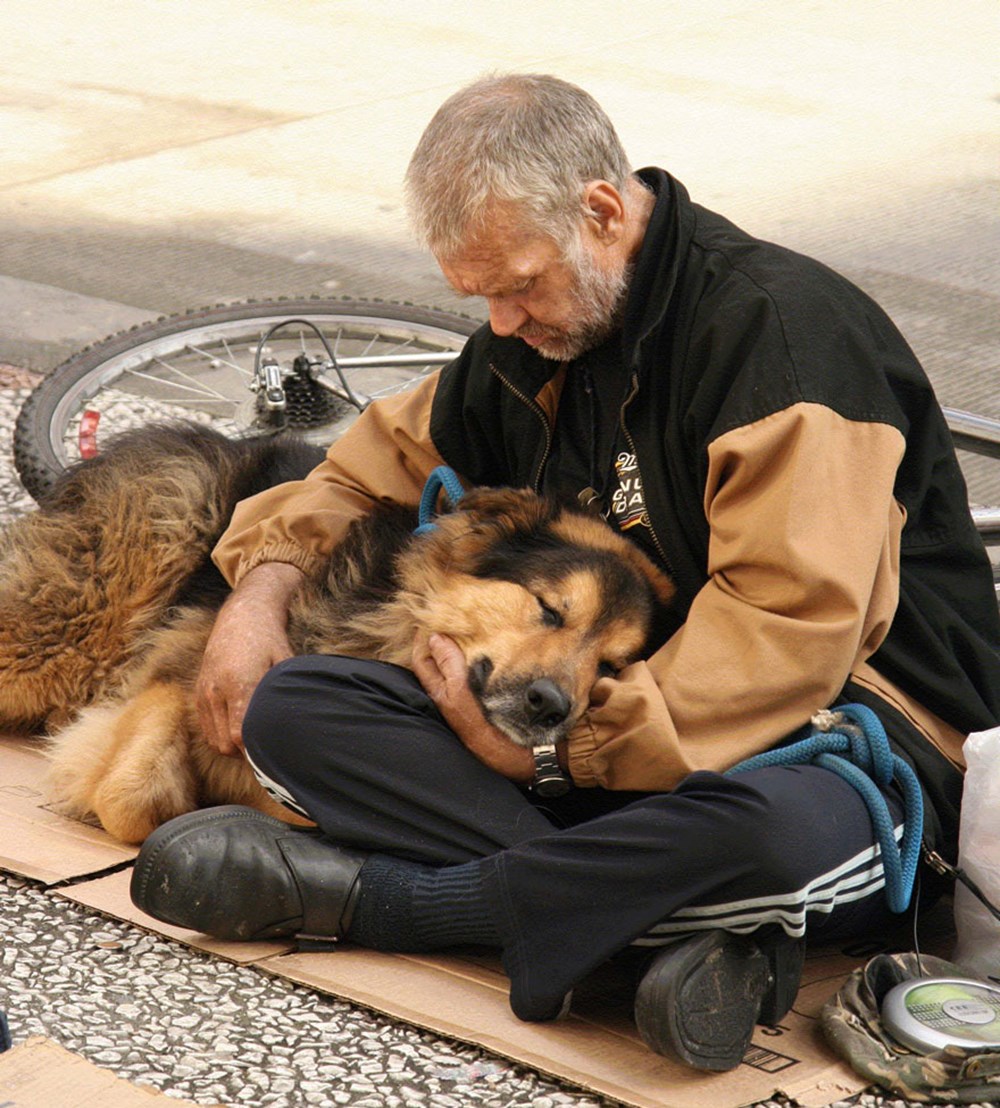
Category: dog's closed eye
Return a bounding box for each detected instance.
[537,598,564,628]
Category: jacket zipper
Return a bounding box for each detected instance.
[620,370,674,575]
[491,360,674,577]
[488,362,553,491]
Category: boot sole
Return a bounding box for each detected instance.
[635,930,791,1072]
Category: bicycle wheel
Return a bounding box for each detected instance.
[13,298,479,500]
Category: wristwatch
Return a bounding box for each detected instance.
[530,742,570,797]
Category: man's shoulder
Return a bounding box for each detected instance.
[679,203,909,373]
[641,168,863,308]
[687,203,852,303]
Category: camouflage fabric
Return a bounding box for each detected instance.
[821,952,1000,1103]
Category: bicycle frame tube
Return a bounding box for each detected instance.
[944,408,1000,542]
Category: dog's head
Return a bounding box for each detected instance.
[398,488,674,749]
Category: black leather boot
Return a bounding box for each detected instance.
[633,928,805,1071]
[130,805,367,943]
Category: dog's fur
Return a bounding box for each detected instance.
[0,423,673,843]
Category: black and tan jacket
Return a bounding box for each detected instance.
[214,169,1000,832]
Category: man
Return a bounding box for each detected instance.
[131,74,1000,1072]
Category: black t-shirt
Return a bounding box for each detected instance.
[541,334,626,508]
[540,335,661,565]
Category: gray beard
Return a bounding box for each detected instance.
[526,256,631,362]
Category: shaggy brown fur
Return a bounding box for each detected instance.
[0,423,673,844]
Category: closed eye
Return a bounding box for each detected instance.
[597,661,620,679]
[537,598,564,628]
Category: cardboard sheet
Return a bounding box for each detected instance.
[0,735,136,884]
[0,1036,214,1107]
[0,732,877,1107]
[257,946,866,1108]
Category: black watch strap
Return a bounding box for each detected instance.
[530,742,570,797]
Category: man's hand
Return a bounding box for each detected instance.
[411,632,537,784]
[196,562,306,756]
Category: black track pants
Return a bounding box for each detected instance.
[243,655,909,1010]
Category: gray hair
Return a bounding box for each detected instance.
[404,73,632,257]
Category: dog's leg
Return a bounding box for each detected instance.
[47,680,312,843]
[46,700,134,825]
[93,684,203,844]
[47,683,200,844]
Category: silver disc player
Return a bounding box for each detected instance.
[881,976,1000,1053]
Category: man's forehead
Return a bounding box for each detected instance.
[437,218,560,298]
[440,250,538,298]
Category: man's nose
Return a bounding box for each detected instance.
[487,296,529,337]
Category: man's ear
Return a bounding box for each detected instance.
[581,180,626,243]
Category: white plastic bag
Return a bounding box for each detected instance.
[952,725,1000,980]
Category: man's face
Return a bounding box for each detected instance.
[437,212,629,362]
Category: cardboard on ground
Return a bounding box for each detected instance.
[0,733,877,1108]
[0,1036,217,1107]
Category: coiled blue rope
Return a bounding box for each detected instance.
[414,466,466,535]
[727,703,924,913]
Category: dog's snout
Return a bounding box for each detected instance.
[525,678,572,728]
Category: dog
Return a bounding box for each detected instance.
[0,423,674,843]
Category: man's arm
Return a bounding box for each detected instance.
[411,632,537,783]
[197,562,306,755]
[198,373,450,755]
[212,373,448,590]
[566,403,907,790]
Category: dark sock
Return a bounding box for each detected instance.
[345,854,500,953]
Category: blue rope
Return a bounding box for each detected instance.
[414,466,466,534]
[726,703,924,913]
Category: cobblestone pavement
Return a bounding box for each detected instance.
[2,874,622,1108]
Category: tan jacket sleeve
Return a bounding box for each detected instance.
[213,372,448,585]
[567,402,907,790]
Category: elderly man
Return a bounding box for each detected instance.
[131,74,1000,1071]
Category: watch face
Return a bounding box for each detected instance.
[533,773,570,798]
[881,978,1000,1053]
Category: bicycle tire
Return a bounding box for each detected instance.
[14,297,479,500]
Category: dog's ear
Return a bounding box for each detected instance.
[617,542,675,607]
[447,487,550,527]
[438,487,552,543]
[419,487,555,578]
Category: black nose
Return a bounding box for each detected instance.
[525,679,572,728]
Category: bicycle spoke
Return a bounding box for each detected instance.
[159,359,239,400]
[183,343,254,379]
[365,369,436,400]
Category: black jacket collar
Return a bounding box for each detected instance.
[622,168,692,371]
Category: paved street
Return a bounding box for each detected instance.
[2,1,996,500]
[1,3,997,1106]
